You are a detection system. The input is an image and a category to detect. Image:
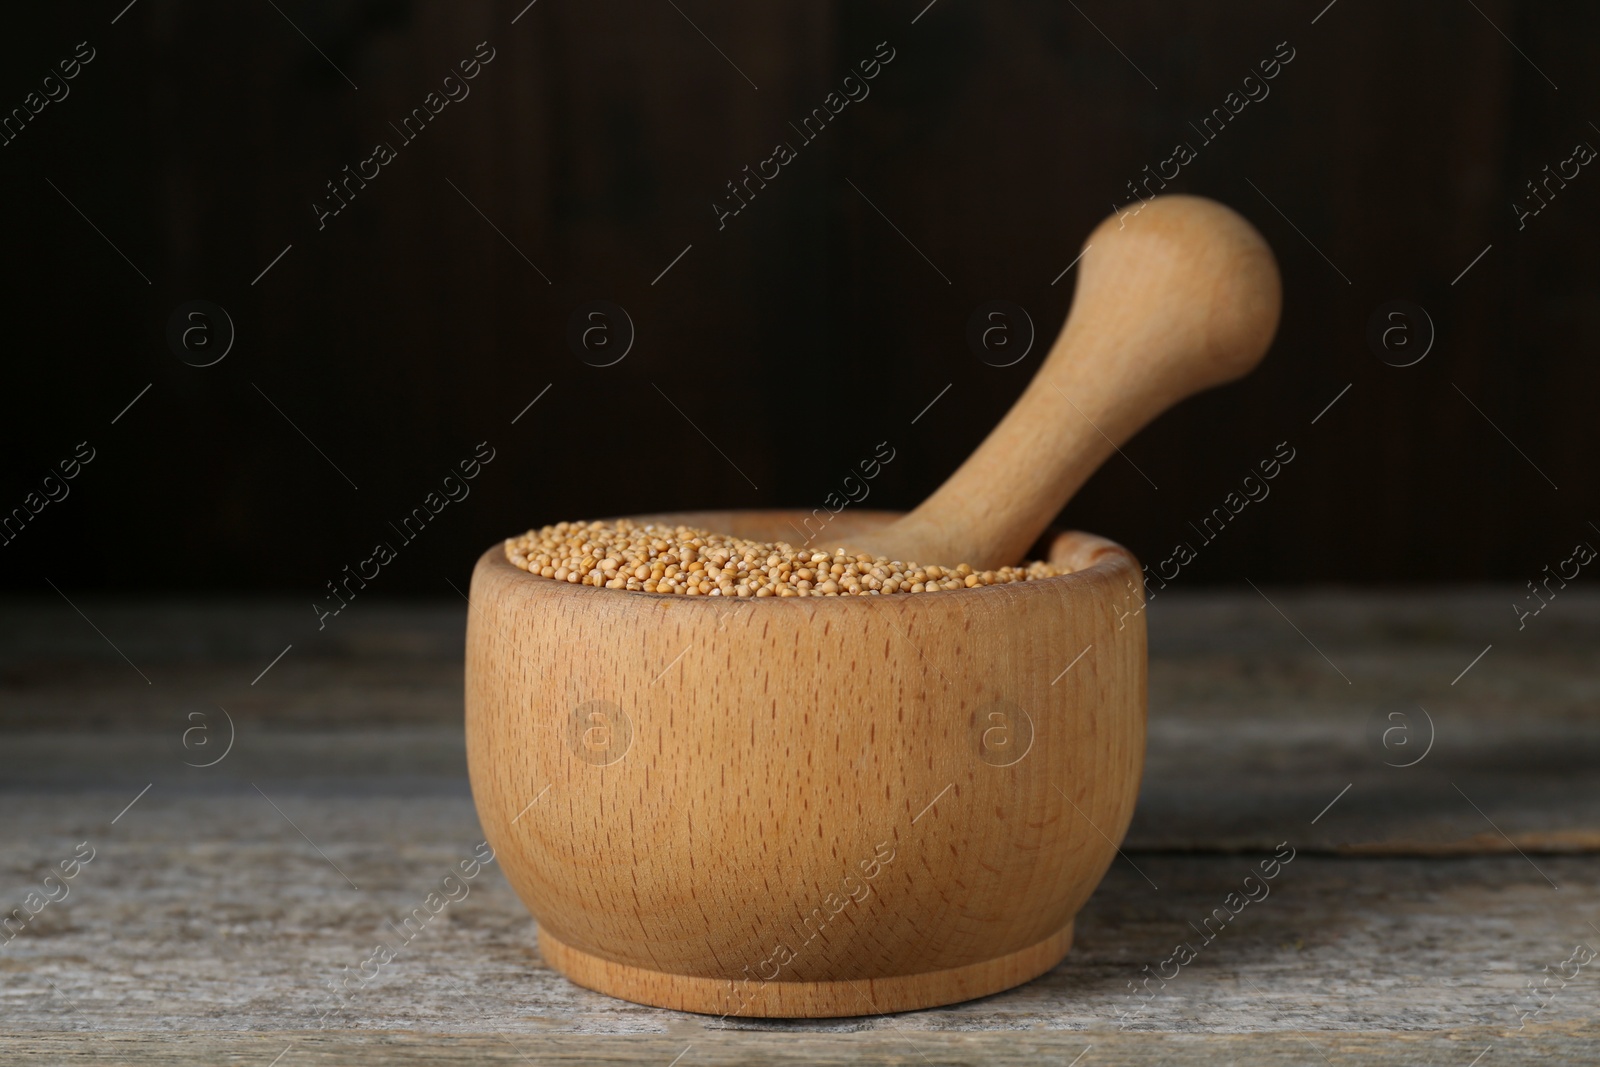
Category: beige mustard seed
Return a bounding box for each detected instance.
[504,520,1068,597]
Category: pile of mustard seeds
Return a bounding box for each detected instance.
[504,520,1067,597]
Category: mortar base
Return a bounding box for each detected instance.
[538,921,1074,1018]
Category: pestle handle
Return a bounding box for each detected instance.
[846,195,1282,571]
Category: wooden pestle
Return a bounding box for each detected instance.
[841,194,1282,571]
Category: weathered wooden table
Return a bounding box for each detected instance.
[2,589,1596,1064]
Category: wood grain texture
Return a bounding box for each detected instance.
[6,3,1600,594]
[0,1026,1595,1066]
[849,196,1281,571]
[465,509,1146,1015]
[1,800,1594,1048]
[2,589,1595,853]
[2,592,1599,1062]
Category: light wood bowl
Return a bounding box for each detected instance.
[465,508,1146,1017]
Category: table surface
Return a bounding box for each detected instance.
[2,588,1597,1065]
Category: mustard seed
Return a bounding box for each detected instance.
[504,520,1069,597]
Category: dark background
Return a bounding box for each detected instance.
[1,0,1594,599]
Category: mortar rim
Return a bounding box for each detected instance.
[479,508,1142,609]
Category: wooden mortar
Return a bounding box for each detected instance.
[465,196,1281,1017]
[466,511,1142,1017]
